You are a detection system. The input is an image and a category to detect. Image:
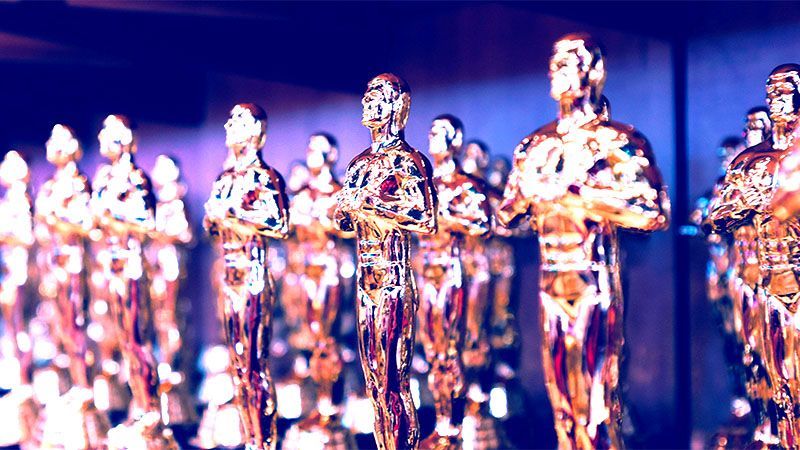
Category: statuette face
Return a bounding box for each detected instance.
[0,151,30,185]
[745,107,772,148]
[46,124,82,165]
[549,34,605,102]
[767,66,800,135]
[361,73,411,137]
[98,115,135,160]
[224,103,267,153]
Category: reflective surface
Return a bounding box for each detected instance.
[335,73,438,450]
[0,150,37,448]
[706,64,800,448]
[283,133,356,450]
[204,103,290,450]
[90,115,177,449]
[416,115,492,449]
[462,145,519,449]
[35,124,110,448]
[691,110,773,448]
[148,154,196,426]
[498,34,670,450]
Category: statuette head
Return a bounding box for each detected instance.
[487,156,511,191]
[766,64,800,129]
[152,154,181,186]
[362,73,411,136]
[428,114,463,157]
[225,103,267,157]
[46,124,82,166]
[98,114,136,160]
[550,33,606,105]
[461,140,490,177]
[0,150,29,186]
[744,106,772,147]
[306,133,338,171]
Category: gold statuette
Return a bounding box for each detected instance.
[0,150,38,448]
[204,103,290,450]
[90,115,177,449]
[460,141,516,450]
[283,133,356,450]
[695,110,775,448]
[416,115,492,450]
[334,74,438,450]
[147,154,197,426]
[706,65,800,448]
[498,34,670,450]
[34,125,110,448]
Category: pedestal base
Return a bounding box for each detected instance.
[160,374,198,426]
[0,385,38,448]
[461,402,512,450]
[39,387,110,449]
[191,402,245,449]
[107,411,178,450]
[419,429,462,450]
[283,411,356,450]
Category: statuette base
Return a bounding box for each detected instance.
[40,386,110,449]
[107,410,178,450]
[283,410,356,450]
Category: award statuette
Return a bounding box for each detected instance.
[147,154,197,426]
[0,150,37,448]
[706,65,800,447]
[716,108,775,447]
[460,141,516,450]
[416,115,492,450]
[203,103,290,450]
[485,155,522,372]
[689,136,753,447]
[34,125,110,448]
[497,34,670,449]
[334,73,438,450]
[283,133,356,450]
[90,114,177,449]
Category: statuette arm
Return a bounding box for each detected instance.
[231,168,290,239]
[567,136,669,232]
[497,144,532,230]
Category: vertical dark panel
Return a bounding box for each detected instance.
[672,36,692,447]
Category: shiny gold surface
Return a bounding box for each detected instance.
[498,34,670,449]
[416,115,492,449]
[0,150,37,448]
[283,133,355,450]
[34,124,110,448]
[693,110,773,445]
[204,103,290,450]
[706,64,800,448]
[461,142,517,449]
[148,154,196,426]
[334,73,438,450]
[90,114,177,449]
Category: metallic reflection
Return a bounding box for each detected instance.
[498,34,670,450]
[335,73,438,450]
[204,103,290,450]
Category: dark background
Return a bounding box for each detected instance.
[2,1,800,448]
